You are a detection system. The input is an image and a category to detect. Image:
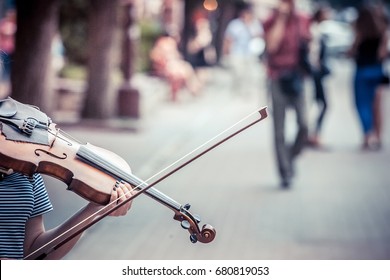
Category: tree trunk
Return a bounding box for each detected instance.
[11,0,59,115]
[180,0,198,58]
[214,1,236,62]
[81,0,119,119]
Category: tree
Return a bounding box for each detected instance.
[81,0,119,119]
[59,0,89,65]
[213,0,236,61]
[11,0,121,119]
[11,0,60,115]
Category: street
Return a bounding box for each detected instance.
[43,57,390,260]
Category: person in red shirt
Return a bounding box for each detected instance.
[263,0,311,188]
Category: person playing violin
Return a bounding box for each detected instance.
[0,171,134,259]
[0,96,219,255]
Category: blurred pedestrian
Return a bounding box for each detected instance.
[223,2,263,96]
[263,0,311,188]
[307,6,331,148]
[349,3,389,150]
[373,3,389,151]
[150,34,201,102]
[187,10,215,83]
[0,9,16,96]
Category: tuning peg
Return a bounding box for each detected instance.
[193,214,201,223]
[190,234,198,243]
[181,220,190,229]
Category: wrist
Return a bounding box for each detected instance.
[84,202,104,215]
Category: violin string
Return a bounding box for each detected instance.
[76,145,182,209]
[77,107,266,206]
[25,107,266,259]
[57,128,84,144]
[94,108,266,207]
[80,107,267,215]
[55,128,181,209]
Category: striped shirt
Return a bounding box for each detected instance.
[0,173,53,259]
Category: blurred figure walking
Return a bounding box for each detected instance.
[307,6,331,148]
[349,3,389,150]
[223,2,263,96]
[263,0,311,188]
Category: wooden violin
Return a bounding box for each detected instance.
[0,97,268,259]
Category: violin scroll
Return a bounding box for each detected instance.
[198,224,216,243]
[174,204,216,244]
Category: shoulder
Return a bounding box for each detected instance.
[30,173,45,184]
[295,12,311,38]
[0,172,47,196]
[0,172,30,185]
[227,18,240,26]
[27,174,48,196]
[296,11,310,21]
[225,18,241,32]
[296,12,311,27]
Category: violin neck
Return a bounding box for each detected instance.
[77,145,182,211]
[124,173,182,211]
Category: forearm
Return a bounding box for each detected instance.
[26,203,102,260]
[265,17,286,54]
[24,182,133,260]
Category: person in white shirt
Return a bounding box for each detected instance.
[223,2,263,96]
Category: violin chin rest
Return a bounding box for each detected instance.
[0,97,17,117]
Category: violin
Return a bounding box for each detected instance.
[0,98,268,259]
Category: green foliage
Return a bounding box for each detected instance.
[58,0,163,73]
[59,63,87,80]
[58,0,90,65]
[136,19,164,72]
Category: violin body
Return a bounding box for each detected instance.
[0,123,125,205]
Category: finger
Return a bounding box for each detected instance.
[110,182,119,205]
[107,181,123,216]
[119,182,134,212]
[111,181,134,216]
[122,181,134,199]
[114,184,127,216]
